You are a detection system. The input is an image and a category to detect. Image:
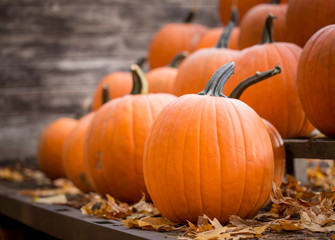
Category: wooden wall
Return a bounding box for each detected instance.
[0,0,220,163]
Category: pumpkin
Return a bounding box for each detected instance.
[173,22,238,96]
[297,25,335,137]
[238,1,288,49]
[91,72,132,111]
[144,62,274,223]
[196,8,240,50]
[223,14,314,138]
[146,51,188,94]
[63,112,95,192]
[84,64,176,203]
[285,0,335,47]
[228,65,285,187]
[38,118,78,180]
[147,10,208,69]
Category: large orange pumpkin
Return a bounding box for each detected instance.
[144,62,274,224]
[147,10,208,69]
[146,52,188,94]
[285,0,335,47]
[297,25,335,137]
[84,64,176,203]
[91,72,132,111]
[38,118,78,180]
[63,112,95,192]
[238,2,288,49]
[173,22,238,96]
[223,14,314,138]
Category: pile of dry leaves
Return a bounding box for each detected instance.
[3,160,335,239]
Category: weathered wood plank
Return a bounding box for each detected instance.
[0,113,76,161]
[0,0,219,162]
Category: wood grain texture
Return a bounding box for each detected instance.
[0,0,220,162]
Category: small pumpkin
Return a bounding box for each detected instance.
[238,0,288,49]
[144,62,274,223]
[146,51,188,94]
[38,118,78,180]
[63,112,95,192]
[297,25,335,137]
[91,72,132,111]
[84,64,176,203]
[223,14,314,138]
[147,9,208,69]
[173,21,238,96]
[286,0,335,47]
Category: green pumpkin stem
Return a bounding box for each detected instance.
[168,51,189,68]
[230,6,239,26]
[135,56,147,68]
[199,61,235,97]
[216,20,235,48]
[269,0,281,4]
[102,84,110,104]
[260,13,276,44]
[130,64,149,95]
[183,7,196,23]
[229,65,282,99]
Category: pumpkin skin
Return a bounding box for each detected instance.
[38,118,78,180]
[238,3,288,49]
[196,27,240,50]
[286,0,335,48]
[297,25,335,137]
[63,113,95,192]
[146,52,187,94]
[144,63,274,223]
[84,65,177,203]
[91,72,132,111]
[148,23,208,69]
[223,16,314,138]
[262,119,285,187]
[146,67,178,94]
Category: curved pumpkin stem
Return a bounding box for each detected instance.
[199,62,235,97]
[260,13,276,44]
[168,51,189,68]
[130,64,149,95]
[216,20,235,48]
[229,65,282,99]
[135,56,147,69]
[102,84,110,104]
[269,0,281,4]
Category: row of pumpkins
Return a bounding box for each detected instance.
[37,0,335,224]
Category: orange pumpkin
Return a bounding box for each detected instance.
[84,64,176,203]
[147,10,208,69]
[63,112,95,192]
[91,72,132,111]
[286,0,335,47]
[146,52,188,94]
[238,2,288,49]
[297,25,335,137]
[173,22,238,96]
[223,14,314,138]
[38,118,78,180]
[228,66,285,187]
[144,62,274,223]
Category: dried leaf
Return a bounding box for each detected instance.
[34,194,68,204]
